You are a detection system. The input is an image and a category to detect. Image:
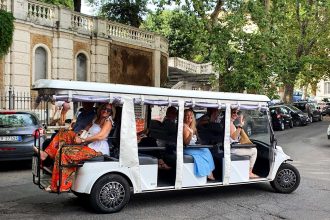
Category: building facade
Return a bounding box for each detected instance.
[0,0,169,96]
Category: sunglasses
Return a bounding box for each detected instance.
[102,108,112,113]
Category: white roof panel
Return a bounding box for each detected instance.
[32,79,270,103]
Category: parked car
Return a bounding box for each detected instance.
[0,111,45,161]
[269,105,294,130]
[283,105,309,126]
[321,102,330,116]
[293,101,322,122]
[239,110,269,136]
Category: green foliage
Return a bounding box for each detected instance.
[37,0,74,9]
[0,10,14,59]
[88,0,148,27]
[142,10,208,61]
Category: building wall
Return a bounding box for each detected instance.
[109,43,153,86]
[1,0,168,94]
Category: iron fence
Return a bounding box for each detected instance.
[0,89,50,124]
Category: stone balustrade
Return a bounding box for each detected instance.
[7,0,168,54]
[0,0,7,10]
[168,57,215,74]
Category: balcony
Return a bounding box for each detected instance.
[3,0,168,54]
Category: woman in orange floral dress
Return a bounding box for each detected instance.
[47,103,113,192]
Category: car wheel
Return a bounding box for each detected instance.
[270,163,300,194]
[328,135,330,139]
[246,124,252,136]
[294,119,301,126]
[90,174,131,213]
[289,120,294,128]
[279,122,285,131]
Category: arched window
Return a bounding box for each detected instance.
[77,53,87,81]
[35,47,47,81]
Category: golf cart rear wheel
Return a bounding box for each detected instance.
[90,174,131,213]
[270,163,300,194]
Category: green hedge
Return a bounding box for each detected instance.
[0,10,14,58]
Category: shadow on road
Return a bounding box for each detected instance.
[0,160,32,172]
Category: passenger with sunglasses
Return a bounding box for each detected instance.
[35,102,96,162]
[35,103,113,192]
[230,108,259,179]
[49,103,113,192]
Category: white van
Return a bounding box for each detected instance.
[32,79,300,213]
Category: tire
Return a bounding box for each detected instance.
[289,120,294,128]
[246,124,252,136]
[270,163,300,194]
[279,122,285,131]
[294,119,301,127]
[327,135,330,139]
[89,174,131,213]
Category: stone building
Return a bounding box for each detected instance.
[0,0,169,96]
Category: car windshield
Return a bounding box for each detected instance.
[0,113,38,127]
[286,105,303,113]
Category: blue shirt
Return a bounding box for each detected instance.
[73,109,96,133]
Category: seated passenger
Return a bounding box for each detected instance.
[197,108,222,127]
[230,108,259,179]
[47,103,113,192]
[35,102,96,161]
[183,109,215,180]
[197,108,223,145]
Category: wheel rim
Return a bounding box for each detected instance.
[276,169,297,189]
[99,181,126,209]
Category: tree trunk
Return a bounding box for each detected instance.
[74,0,81,12]
[283,82,294,103]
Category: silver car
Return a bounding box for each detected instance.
[0,111,45,161]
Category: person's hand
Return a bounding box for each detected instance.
[239,115,245,127]
[75,135,82,144]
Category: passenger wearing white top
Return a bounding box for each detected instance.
[47,103,113,192]
[230,108,259,179]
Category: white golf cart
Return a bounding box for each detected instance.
[32,79,300,213]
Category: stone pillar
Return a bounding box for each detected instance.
[153,36,161,87]
[91,39,110,83]
[53,33,73,80]
[57,7,72,30]
[11,0,28,20]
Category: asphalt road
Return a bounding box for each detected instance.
[0,119,329,220]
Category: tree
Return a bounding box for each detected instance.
[0,10,14,59]
[38,0,74,9]
[153,0,329,100]
[142,10,208,61]
[87,0,149,27]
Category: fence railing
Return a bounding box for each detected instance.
[168,57,215,74]
[8,0,168,54]
[0,90,50,124]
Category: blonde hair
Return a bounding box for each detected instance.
[184,109,197,134]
